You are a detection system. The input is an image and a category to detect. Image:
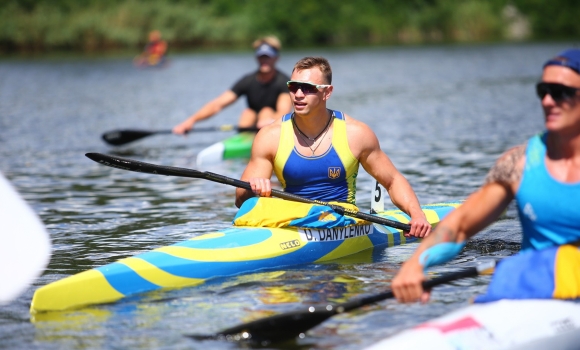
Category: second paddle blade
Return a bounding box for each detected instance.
[101,129,168,146]
[187,308,337,344]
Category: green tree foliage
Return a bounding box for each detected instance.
[512,0,580,39]
[0,0,576,53]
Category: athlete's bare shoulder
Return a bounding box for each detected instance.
[342,113,380,157]
[343,113,370,132]
[484,143,526,187]
[257,118,282,136]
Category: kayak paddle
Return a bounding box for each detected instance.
[85,152,412,231]
[0,172,51,304]
[186,260,496,343]
[101,125,259,146]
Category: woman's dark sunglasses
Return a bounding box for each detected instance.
[287,81,330,94]
[536,82,580,102]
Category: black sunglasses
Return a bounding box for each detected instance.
[287,81,330,94]
[536,82,580,102]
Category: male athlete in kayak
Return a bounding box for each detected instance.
[392,49,580,303]
[173,36,292,133]
[234,56,431,238]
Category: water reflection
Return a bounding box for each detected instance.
[0,43,565,349]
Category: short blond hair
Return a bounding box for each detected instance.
[252,36,282,51]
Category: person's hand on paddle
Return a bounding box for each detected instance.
[391,259,431,303]
[173,119,195,135]
[248,178,272,197]
[405,214,431,238]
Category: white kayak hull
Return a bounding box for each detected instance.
[366,299,580,350]
[0,172,51,304]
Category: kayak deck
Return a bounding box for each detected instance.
[30,201,460,313]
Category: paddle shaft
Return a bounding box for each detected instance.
[101,125,259,146]
[340,265,479,312]
[85,153,412,231]
[146,126,259,133]
[204,173,412,231]
[188,263,493,342]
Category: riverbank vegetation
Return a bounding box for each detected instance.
[0,0,577,54]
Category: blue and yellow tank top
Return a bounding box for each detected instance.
[274,110,359,204]
[516,132,580,250]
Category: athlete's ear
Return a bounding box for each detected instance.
[323,85,333,101]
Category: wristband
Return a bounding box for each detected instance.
[419,242,466,270]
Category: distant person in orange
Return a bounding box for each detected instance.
[173,36,292,133]
[134,30,167,67]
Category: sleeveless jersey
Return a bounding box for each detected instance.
[273,110,359,204]
[516,132,580,250]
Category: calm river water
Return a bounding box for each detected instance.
[0,42,570,349]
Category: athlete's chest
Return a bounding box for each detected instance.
[545,157,580,183]
[283,146,347,184]
[293,131,334,157]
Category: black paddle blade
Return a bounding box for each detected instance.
[187,307,338,344]
[101,129,168,146]
[85,152,206,180]
[185,266,487,344]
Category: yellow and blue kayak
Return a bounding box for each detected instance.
[30,201,460,313]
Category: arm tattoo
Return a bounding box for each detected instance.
[431,224,458,244]
[484,144,526,186]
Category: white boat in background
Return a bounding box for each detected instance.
[366,298,580,350]
[0,172,51,304]
[196,131,255,166]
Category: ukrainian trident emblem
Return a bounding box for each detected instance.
[328,167,341,179]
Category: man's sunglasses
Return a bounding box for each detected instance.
[287,81,330,94]
[536,82,580,102]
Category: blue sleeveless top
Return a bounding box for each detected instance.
[516,132,580,250]
[273,110,359,204]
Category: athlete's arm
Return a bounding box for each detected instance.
[391,145,525,303]
[173,90,238,134]
[351,119,430,238]
[235,123,280,207]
